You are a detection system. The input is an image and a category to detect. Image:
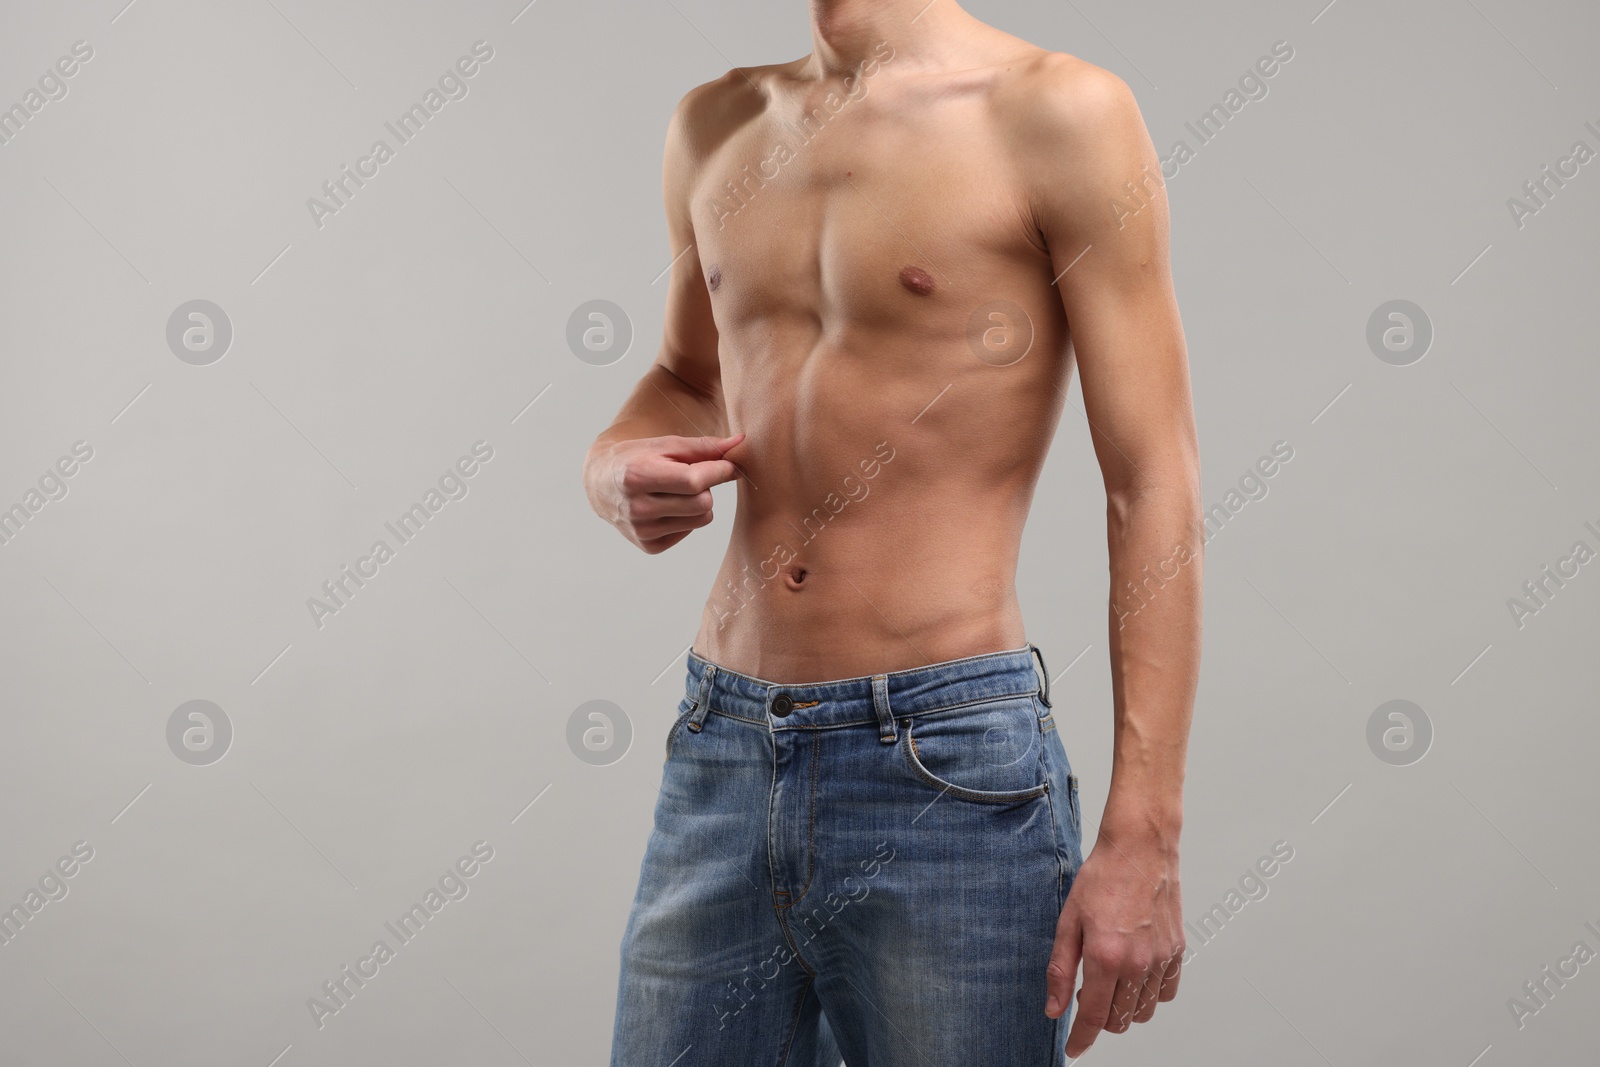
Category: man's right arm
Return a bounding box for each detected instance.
[583,80,744,554]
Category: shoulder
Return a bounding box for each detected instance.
[661,67,771,212]
[995,53,1158,227]
[994,54,1164,244]
[666,65,776,161]
[997,51,1143,151]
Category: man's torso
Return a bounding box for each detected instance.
[685,35,1091,681]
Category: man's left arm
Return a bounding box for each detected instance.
[1018,57,1203,1059]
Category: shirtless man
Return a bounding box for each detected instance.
[586,1,1201,1062]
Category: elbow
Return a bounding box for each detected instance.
[1105,463,1203,532]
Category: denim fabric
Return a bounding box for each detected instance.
[611,642,1084,1066]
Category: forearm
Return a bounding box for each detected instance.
[1100,482,1203,853]
[589,361,727,454]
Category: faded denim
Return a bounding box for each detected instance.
[611,642,1083,1066]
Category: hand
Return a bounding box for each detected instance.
[585,433,745,553]
[1045,831,1184,1059]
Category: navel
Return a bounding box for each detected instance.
[707,264,722,292]
[898,265,936,296]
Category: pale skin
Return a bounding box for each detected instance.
[583,0,1201,1057]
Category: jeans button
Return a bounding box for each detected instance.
[771,693,794,717]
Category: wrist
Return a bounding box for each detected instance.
[583,439,621,509]
[1098,803,1183,854]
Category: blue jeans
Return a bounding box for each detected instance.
[611,642,1084,1066]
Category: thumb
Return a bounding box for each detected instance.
[684,453,743,488]
[661,432,745,463]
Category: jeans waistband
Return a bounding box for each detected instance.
[681,642,1052,740]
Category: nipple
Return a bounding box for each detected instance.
[707,264,723,292]
[898,265,936,296]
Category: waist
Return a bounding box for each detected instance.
[681,643,1048,730]
[699,535,1026,679]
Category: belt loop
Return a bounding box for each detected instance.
[872,674,896,743]
[688,663,716,731]
[1030,643,1052,708]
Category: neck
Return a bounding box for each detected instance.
[806,0,974,76]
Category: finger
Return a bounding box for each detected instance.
[1104,975,1142,1034]
[1158,951,1182,1002]
[680,457,742,491]
[1063,955,1115,1058]
[1130,971,1161,1024]
[1044,907,1082,1019]
[636,489,714,520]
[634,510,715,540]
[636,529,692,554]
[640,455,740,495]
[657,432,745,463]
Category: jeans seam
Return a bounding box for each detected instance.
[706,707,769,726]
[664,715,686,761]
[772,905,819,978]
[781,731,821,910]
[1068,774,1081,841]
[1042,760,1065,902]
[700,687,1036,723]
[775,972,813,1067]
[765,733,818,976]
[704,691,1041,726]
[1038,697,1070,1064]
[724,690,1043,731]
[1041,731,1067,1060]
[912,690,1041,718]
[692,642,1032,690]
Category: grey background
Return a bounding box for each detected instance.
[1,0,1596,1064]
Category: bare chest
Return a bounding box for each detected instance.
[688,86,1043,332]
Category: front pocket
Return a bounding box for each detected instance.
[899,697,1049,804]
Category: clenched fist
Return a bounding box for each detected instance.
[584,433,745,553]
